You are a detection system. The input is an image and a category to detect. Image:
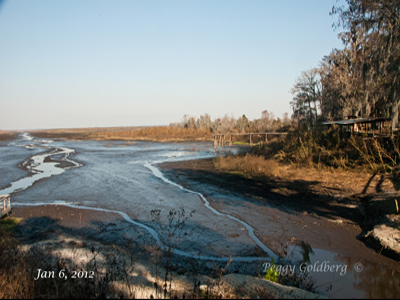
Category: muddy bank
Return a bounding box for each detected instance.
[159,158,400,267]
[10,205,262,271]
[8,205,325,299]
[10,205,150,250]
[158,159,400,298]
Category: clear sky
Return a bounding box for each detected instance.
[0,0,344,130]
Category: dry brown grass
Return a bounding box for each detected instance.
[213,154,396,198]
[31,126,214,142]
[214,154,284,178]
[0,131,18,141]
[94,126,213,142]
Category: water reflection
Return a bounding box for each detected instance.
[286,244,400,298]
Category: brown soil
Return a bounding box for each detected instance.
[10,205,126,245]
[159,158,400,270]
[12,205,119,229]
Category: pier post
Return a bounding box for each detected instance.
[250,134,252,145]
[1,195,11,218]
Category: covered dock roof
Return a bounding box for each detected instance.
[321,117,390,126]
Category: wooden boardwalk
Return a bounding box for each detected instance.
[0,195,11,219]
[213,132,287,148]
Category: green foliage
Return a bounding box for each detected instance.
[263,257,280,283]
[299,241,314,265]
[0,217,21,234]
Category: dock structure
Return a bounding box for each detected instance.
[213,132,287,148]
[0,194,11,219]
[321,117,392,137]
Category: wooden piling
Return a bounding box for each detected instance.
[0,195,11,219]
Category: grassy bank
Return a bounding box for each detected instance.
[214,153,283,178]
[213,125,400,205]
[212,153,397,200]
[31,126,214,142]
[218,125,400,177]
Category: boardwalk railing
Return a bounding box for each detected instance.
[0,194,11,218]
[213,132,287,148]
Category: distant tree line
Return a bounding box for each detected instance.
[291,0,400,129]
[171,111,291,134]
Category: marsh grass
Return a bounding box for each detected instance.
[32,126,214,142]
[213,154,283,179]
[0,131,18,141]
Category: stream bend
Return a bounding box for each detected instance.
[5,133,278,262]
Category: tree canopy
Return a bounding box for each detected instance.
[291,0,400,128]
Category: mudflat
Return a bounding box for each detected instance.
[159,158,400,271]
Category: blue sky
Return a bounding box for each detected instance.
[0,0,344,130]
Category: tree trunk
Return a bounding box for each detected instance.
[391,89,399,132]
[364,91,370,117]
[313,100,318,122]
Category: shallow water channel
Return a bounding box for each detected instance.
[0,133,399,298]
